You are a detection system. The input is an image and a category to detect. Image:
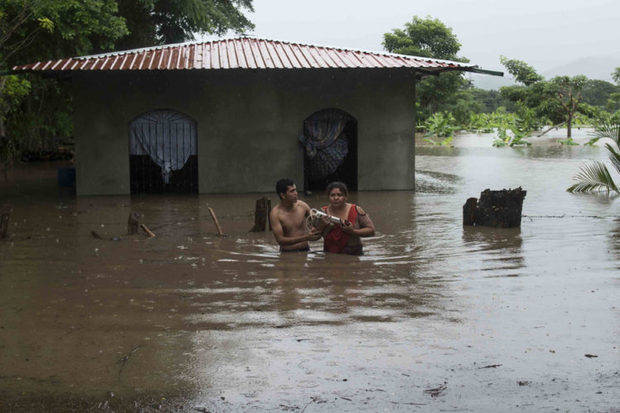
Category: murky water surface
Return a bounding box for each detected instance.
[1,131,618,411]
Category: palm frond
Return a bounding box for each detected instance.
[591,118,620,146]
[605,143,620,174]
[567,160,619,193]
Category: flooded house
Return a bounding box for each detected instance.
[12,37,499,195]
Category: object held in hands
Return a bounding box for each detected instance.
[307,208,348,230]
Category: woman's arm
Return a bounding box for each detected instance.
[342,206,375,237]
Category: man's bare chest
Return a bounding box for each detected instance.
[279,209,305,233]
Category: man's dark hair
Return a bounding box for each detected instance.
[276,178,295,198]
[326,181,348,196]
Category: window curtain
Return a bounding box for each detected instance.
[299,109,351,180]
[130,111,197,183]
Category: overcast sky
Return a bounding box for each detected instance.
[204,0,619,80]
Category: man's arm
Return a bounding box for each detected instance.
[269,208,319,246]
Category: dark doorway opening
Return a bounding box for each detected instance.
[129,110,198,194]
[301,109,357,192]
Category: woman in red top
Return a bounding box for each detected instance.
[318,181,375,255]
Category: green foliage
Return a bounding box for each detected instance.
[0,0,129,67]
[581,79,619,110]
[567,114,619,194]
[383,16,460,59]
[499,56,589,138]
[499,56,544,86]
[384,16,469,122]
[492,125,531,147]
[567,160,618,193]
[467,88,507,113]
[490,107,532,147]
[558,138,579,145]
[590,111,620,144]
[421,112,455,147]
[0,75,30,110]
[115,0,255,49]
[0,0,255,170]
[423,112,456,137]
[613,67,620,86]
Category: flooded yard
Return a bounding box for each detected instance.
[0,131,618,411]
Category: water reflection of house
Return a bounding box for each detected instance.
[12,37,500,195]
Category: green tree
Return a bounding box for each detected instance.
[499,57,592,138]
[581,79,618,110]
[543,75,587,138]
[0,0,254,176]
[115,0,254,50]
[0,0,128,175]
[499,56,543,86]
[613,67,620,85]
[383,16,469,120]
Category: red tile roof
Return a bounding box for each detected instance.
[12,37,494,75]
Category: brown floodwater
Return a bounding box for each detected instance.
[1,131,618,411]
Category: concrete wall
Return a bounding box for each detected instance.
[72,68,415,195]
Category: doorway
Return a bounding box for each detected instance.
[129,110,198,194]
[300,108,357,192]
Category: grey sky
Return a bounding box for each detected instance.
[204,0,620,82]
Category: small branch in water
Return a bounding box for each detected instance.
[537,122,566,137]
[424,382,447,398]
[208,207,225,236]
[478,364,502,369]
[117,345,142,378]
[140,223,156,238]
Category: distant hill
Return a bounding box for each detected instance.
[542,55,619,82]
[470,54,620,90]
[468,73,515,91]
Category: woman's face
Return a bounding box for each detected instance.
[328,187,347,208]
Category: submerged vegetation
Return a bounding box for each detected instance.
[567,113,620,194]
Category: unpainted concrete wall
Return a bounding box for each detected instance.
[72,68,415,195]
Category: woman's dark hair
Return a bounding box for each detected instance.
[326,181,348,196]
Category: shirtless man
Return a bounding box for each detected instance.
[270,178,321,252]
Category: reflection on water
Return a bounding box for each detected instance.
[0,136,618,410]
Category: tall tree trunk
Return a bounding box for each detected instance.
[567,113,572,139]
[0,76,6,138]
[0,77,7,182]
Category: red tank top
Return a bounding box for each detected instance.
[322,204,358,253]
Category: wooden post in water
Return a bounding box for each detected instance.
[127,212,141,234]
[208,207,224,236]
[250,197,271,232]
[0,205,10,239]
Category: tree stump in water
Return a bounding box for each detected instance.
[463,197,478,226]
[250,197,271,232]
[127,212,141,235]
[0,205,10,239]
[463,187,526,228]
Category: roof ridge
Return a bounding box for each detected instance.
[70,36,475,67]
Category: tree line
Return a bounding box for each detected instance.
[384,16,620,146]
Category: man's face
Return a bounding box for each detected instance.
[282,185,298,203]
